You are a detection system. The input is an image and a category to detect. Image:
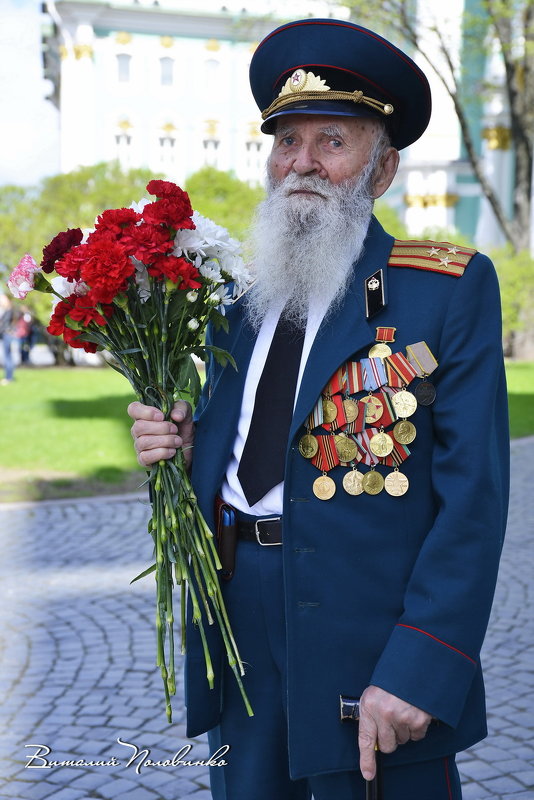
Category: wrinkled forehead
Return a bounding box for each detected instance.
[272,114,382,139]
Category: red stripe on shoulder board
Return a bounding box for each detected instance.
[396,624,477,665]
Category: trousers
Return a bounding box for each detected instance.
[207,540,462,800]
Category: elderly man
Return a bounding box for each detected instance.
[129,18,509,800]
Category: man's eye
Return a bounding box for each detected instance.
[330,139,343,148]
[281,136,295,146]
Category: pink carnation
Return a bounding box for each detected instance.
[8,254,41,299]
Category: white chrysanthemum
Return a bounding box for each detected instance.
[186,291,198,303]
[219,251,251,296]
[199,260,223,284]
[212,285,233,309]
[130,197,151,214]
[133,259,151,302]
[50,275,89,308]
[187,318,200,331]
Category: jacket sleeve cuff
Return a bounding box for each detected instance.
[370,623,478,728]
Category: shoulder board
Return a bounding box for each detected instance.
[388,239,478,278]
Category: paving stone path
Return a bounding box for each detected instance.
[0,438,532,800]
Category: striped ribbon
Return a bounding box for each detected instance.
[311,434,340,472]
[321,394,348,430]
[381,441,410,467]
[384,352,418,386]
[346,360,364,394]
[306,397,324,429]
[361,357,388,391]
[356,428,381,466]
[325,366,347,396]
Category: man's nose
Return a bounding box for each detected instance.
[290,144,321,176]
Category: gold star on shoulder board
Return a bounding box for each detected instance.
[438,256,451,267]
[447,246,459,254]
[428,246,440,257]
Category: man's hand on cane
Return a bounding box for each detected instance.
[358,686,432,781]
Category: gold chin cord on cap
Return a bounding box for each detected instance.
[261,69,394,120]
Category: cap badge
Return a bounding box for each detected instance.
[367,277,380,290]
[282,70,330,96]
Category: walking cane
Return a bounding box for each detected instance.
[340,695,383,800]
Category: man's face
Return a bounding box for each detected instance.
[268,114,382,189]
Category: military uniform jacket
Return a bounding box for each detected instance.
[185,216,509,780]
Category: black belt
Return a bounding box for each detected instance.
[236,515,282,546]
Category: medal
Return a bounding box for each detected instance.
[406,341,438,377]
[368,342,392,358]
[334,434,359,463]
[384,469,409,497]
[369,430,394,457]
[343,469,364,496]
[369,326,396,358]
[313,473,336,500]
[393,420,417,445]
[415,380,436,406]
[361,394,383,424]
[362,469,384,495]
[391,389,417,418]
[342,397,359,423]
[322,397,338,424]
[299,433,319,458]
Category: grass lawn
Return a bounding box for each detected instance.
[0,367,140,502]
[0,362,532,502]
[506,361,534,439]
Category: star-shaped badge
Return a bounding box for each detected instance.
[447,246,459,255]
[428,246,440,257]
[438,256,451,267]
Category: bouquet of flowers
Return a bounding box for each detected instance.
[8,179,253,722]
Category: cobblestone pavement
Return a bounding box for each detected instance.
[0,438,532,800]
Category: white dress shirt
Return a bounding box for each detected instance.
[220,301,327,516]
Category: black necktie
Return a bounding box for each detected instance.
[237,312,305,506]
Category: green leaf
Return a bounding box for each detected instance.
[130,563,157,584]
[206,344,237,370]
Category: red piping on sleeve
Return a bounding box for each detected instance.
[396,624,477,665]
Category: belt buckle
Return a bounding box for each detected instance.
[255,516,282,546]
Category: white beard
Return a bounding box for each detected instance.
[243,165,375,332]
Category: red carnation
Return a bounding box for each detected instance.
[143,198,195,231]
[63,325,98,353]
[41,228,83,273]
[77,239,134,304]
[146,179,188,199]
[120,222,173,262]
[55,246,85,282]
[148,255,202,288]
[47,298,74,336]
[68,293,114,327]
[94,208,141,239]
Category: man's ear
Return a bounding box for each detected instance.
[372,147,400,199]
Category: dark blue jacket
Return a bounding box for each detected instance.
[186,217,509,779]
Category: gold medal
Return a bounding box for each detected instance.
[343,469,364,496]
[362,469,384,495]
[391,389,417,418]
[342,397,359,423]
[322,398,338,424]
[393,420,417,445]
[299,433,319,459]
[361,394,383,424]
[384,469,409,497]
[313,474,336,500]
[369,431,394,457]
[334,434,358,463]
[368,342,392,358]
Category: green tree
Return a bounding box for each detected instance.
[491,246,534,353]
[185,166,265,241]
[0,161,160,281]
[340,0,534,252]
